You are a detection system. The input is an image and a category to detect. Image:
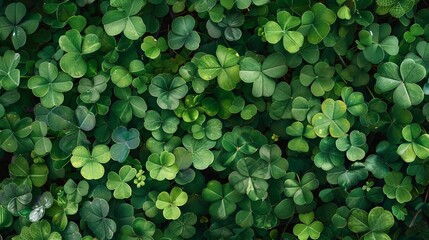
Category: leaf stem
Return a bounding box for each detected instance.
[409,186,429,227]
[366,86,375,99]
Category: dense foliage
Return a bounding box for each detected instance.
[1,0,429,239]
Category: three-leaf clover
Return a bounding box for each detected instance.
[229,157,269,201]
[300,62,335,97]
[264,11,304,53]
[197,45,241,91]
[102,0,146,40]
[28,62,73,108]
[106,165,137,199]
[375,59,426,108]
[259,144,289,179]
[397,123,429,162]
[0,182,32,215]
[312,98,350,138]
[119,217,156,240]
[156,187,188,220]
[0,50,21,90]
[293,212,324,240]
[336,130,368,161]
[12,220,61,240]
[146,151,179,181]
[286,121,317,153]
[78,74,108,104]
[144,110,180,134]
[59,29,101,78]
[168,15,201,50]
[356,23,399,64]
[149,73,188,110]
[191,118,223,140]
[348,207,394,240]
[383,171,413,204]
[239,53,288,97]
[182,134,216,170]
[0,112,33,153]
[70,144,111,180]
[0,2,41,49]
[202,180,244,220]
[8,155,49,187]
[298,3,336,44]
[64,179,89,204]
[110,126,140,162]
[111,87,147,123]
[284,172,319,206]
[141,36,168,59]
[314,137,344,171]
[80,198,117,240]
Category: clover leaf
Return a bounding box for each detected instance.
[156,187,188,220]
[383,171,413,204]
[286,121,317,153]
[348,207,394,240]
[375,0,415,17]
[29,192,53,222]
[293,212,324,240]
[149,73,188,110]
[312,98,350,138]
[12,220,61,240]
[119,217,156,240]
[45,197,78,231]
[144,110,180,134]
[298,3,336,44]
[229,157,270,201]
[146,151,179,181]
[216,126,267,170]
[168,15,200,50]
[102,0,146,40]
[0,182,32,215]
[314,137,344,171]
[0,50,20,90]
[269,79,312,120]
[206,12,245,41]
[341,87,368,117]
[336,130,368,161]
[264,10,304,53]
[59,29,101,78]
[80,198,117,240]
[0,2,41,49]
[0,112,33,153]
[327,162,368,190]
[8,155,49,187]
[259,144,289,179]
[64,179,89,204]
[300,62,335,97]
[356,23,399,64]
[284,172,319,206]
[28,62,73,108]
[191,118,223,140]
[110,126,140,162]
[70,144,111,180]
[202,180,244,220]
[197,45,240,91]
[165,212,198,239]
[396,123,429,163]
[106,165,137,199]
[182,134,216,170]
[141,36,168,59]
[78,74,108,103]
[111,87,147,123]
[239,53,288,97]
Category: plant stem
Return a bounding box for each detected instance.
[409,186,429,227]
